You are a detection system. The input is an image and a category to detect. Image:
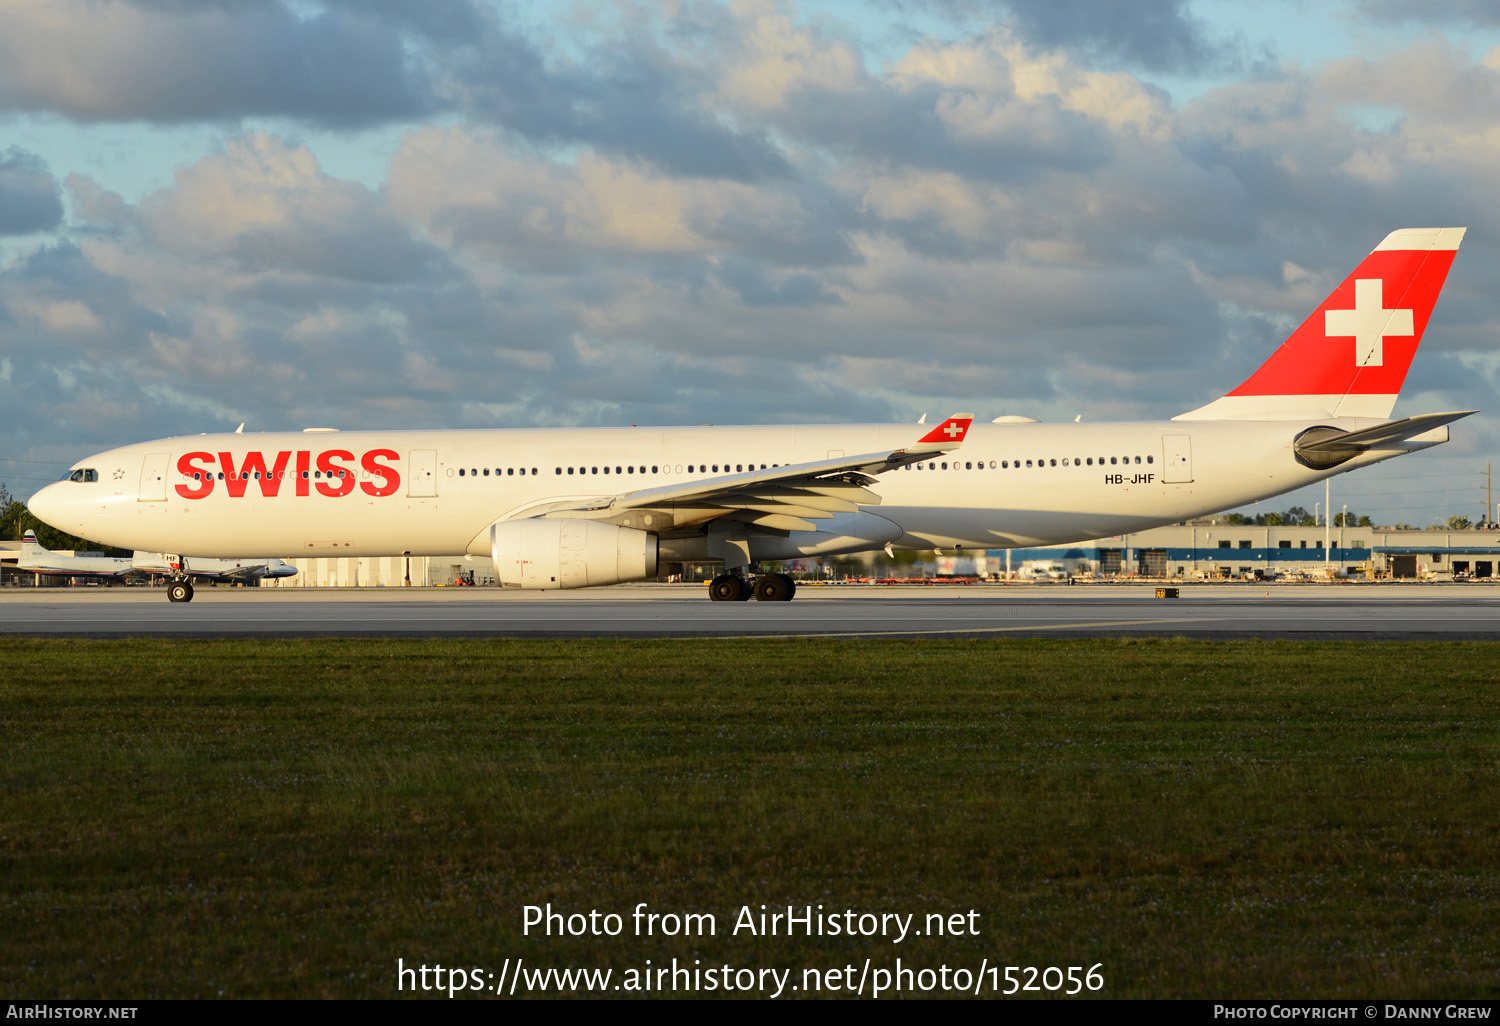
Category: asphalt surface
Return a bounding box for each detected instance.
[3,582,1500,639]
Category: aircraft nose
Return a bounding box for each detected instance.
[28,479,93,535]
[27,481,67,527]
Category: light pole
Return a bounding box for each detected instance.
[1324,478,1332,568]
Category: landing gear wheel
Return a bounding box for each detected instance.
[753,574,797,602]
[708,574,749,602]
[167,581,194,603]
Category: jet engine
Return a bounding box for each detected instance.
[491,518,658,589]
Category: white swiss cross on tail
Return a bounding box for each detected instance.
[1325,278,1413,368]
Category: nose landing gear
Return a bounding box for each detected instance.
[163,555,194,603]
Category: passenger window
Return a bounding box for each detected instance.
[1026,460,1033,468]
[1110,457,1117,465]
[459,469,465,476]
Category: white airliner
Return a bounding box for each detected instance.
[17,530,135,579]
[17,530,295,597]
[29,228,1474,604]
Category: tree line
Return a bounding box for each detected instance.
[1202,506,1481,530]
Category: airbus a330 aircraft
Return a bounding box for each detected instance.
[17,530,296,597]
[30,228,1474,604]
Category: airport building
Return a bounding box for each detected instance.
[264,555,474,588]
[992,524,1500,580]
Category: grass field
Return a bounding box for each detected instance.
[2,636,1498,999]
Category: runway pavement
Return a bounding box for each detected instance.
[3,582,1500,639]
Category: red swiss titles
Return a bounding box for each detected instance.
[174,449,401,499]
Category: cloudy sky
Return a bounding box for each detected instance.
[4,0,1500,526]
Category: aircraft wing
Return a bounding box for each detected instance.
[520,413,974,533]
[202,563,264,582]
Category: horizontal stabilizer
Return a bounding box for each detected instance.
[1296,411,1477,451]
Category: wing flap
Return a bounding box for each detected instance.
[732,512,821,532]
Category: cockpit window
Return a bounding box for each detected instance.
[67,469,98,483]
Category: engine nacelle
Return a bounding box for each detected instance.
[491,519,658,590]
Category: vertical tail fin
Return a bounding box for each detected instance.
[21,530,45,556]
[1176,227,1465,421]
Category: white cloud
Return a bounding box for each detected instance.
[0,0,431,125]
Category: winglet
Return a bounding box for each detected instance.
[909,413,975,453]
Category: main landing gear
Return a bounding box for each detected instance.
[708,572,797,602]
[167,580,195,603]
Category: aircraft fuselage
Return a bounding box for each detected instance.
[29,418,1415,562]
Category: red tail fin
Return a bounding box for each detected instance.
[1177,227,1464,421]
